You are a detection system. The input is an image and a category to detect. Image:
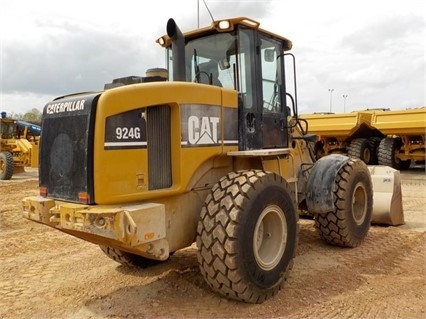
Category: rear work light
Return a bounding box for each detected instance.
[39,187,48,197]
[78,192,90,204]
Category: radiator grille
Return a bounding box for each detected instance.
[39,93,99,204]
[147,105,172,190]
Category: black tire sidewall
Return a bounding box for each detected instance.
[349,138,371,164]
[0,152,5,179]
[340,163,372,241]
[378,137,400,168]
[0,151,14,180]
[368,137,381,165]
[238,182,297,289]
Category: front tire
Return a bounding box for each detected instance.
[348,138,372,164]
[196,170,298,303]
[0,151,14,180]
[314,158,373,247]
[377,137,407,170]
[368,136,382,165]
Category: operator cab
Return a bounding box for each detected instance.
[157,17,297,151]
[0,118,17,139]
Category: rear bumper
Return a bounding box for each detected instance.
[22,196,169,259]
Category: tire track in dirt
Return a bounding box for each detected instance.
[285,228,425,319]
[0,170,425,319]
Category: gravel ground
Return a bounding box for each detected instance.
[0,166,425,319]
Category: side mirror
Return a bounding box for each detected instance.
[218,58,230,70]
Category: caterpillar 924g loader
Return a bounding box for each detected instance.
[22,17,403,303]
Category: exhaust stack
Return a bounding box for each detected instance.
[166,18,186,82]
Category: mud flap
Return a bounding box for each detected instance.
[305,154,350,214]
[305,154,404,226]
[368,165,404,226]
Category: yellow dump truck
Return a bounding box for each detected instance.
[0,112,40,180]
[301,107,426,170]
[373,107,426,169]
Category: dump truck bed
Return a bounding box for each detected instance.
[301,112,374,137]
[370,107,426,135]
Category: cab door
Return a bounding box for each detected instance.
[236,29,289,151]
[259,36,289,148]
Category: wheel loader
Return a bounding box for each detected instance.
[0,112,40,180]
[22,17,404,303]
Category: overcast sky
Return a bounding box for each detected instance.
[0,0,424,115]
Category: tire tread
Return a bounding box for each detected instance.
[314,158,373,247]
[196,170,297,303]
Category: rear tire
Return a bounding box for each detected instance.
[348,138,372,164]
[0,151,14,180]
[368,137,382,165]
[314,158,373,247]
[196,170,298,303]
[99,245,163,268]
[378,137,405,170]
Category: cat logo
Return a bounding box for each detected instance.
[188,115,220,145]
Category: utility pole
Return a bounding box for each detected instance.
[342,94,348,113]
[197,0,200,28]
[328,88,334,113]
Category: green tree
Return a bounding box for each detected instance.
[23,108,42,124]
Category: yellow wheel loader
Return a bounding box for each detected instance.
[22,17,403,303]
[0,112,40,180]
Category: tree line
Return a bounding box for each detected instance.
[5,108,42,125]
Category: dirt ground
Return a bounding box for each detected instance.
[0,166,425,319]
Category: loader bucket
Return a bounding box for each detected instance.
[368,165,404,226]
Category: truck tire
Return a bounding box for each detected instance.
[314,158,373,248]
[348,138,372,164]
[368,136,382,165]
[377,137,408,170]
[0,151,14,180]
[196,170,298,303]
[99,245,162,268]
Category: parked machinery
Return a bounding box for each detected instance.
[0,112,40,180]
[22,17,403,303]
[302,107,426,169]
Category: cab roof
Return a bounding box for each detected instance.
[157,17,293,51]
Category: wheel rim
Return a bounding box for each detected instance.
[394,148,400,164]
[362,148,371,163]
[253,205,287,271]
[352,182,367,225]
